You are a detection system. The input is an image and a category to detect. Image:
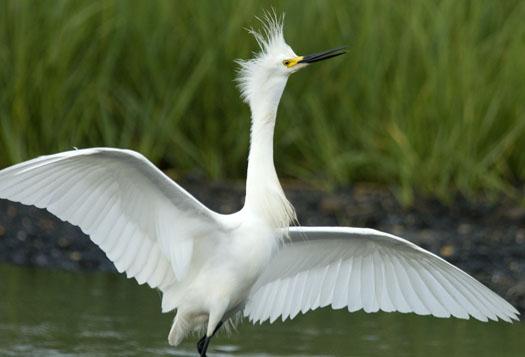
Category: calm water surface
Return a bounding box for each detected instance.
[0,264,523,356]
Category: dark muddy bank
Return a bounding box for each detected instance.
[0,180,524,312]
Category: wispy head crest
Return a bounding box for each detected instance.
[248,10,285,55]
[236,11,291,103]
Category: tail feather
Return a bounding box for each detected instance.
[168,314,189,346]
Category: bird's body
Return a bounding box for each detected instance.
[166,211,279,345]
[0,14,519,356]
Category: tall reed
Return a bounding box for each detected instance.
[0,0,523,203]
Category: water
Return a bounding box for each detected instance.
[0,264,523,357]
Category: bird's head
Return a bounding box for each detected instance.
[236,13,346,108]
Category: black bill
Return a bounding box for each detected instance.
[299,46,347,64]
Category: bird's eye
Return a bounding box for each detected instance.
[282,60,290,67]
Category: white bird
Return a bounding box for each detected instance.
[0,15,519,357]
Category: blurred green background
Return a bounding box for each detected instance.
[0,0,524,204]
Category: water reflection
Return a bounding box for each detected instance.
[0,264,522,356]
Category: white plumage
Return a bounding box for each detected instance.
[245,227,518,323]
[0,14,518,356]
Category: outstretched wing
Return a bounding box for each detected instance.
[244,226,519,324]
[0,148,227,290]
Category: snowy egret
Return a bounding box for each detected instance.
[0,15,519,357]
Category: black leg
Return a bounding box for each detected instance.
[199,337,211,356]
[211,320,223,337]
[196,321,224,356]
[197,335,207,354]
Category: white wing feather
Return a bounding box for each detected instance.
[244,226,519,323]
[0,148,227,290]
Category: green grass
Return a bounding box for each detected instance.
[0,0,524,204]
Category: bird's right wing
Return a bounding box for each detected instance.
[0,148,230,291]
[244,226,519,324]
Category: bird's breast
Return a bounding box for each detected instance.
[214,220,279,303]
[164,220,280,317]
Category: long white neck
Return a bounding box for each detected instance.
[244,79,295,228]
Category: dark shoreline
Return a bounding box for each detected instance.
[1,181,524,313]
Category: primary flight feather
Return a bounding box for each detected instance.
[0,14,518,357]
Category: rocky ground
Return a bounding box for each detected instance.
[0,180,524,313]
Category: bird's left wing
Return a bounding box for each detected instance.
[0,148,228,289]
[244,226,519,324]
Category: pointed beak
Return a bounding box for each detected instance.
[299,46,347,64]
